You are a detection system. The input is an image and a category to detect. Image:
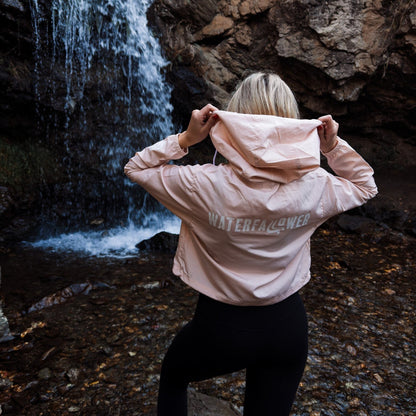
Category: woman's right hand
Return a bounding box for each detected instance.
[318,115,339,153]
[178,104,219,150]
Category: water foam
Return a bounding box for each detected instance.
[29,216,181,258]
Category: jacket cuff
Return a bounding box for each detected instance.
[169,134,189,157]
[321,136,342,156]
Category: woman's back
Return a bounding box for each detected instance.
[125,111,377,305]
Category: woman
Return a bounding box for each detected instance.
[124,72,377,415]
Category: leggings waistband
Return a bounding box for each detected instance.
[194,292,304,330]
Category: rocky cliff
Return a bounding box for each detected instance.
[1,0,36,139]
[149,0,416,169]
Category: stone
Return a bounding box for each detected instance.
[221,0,241,19]
[66,368,81,384]
[38,368,52,380]
[196,14,234,40]
[188,390,242,415]
[336,214,376,234]
[0,187,13,217]
[0,376,13,389]
[150,390,242,415]
[239,0,275,16]
[235,26,253,46]
[136,231,179,254]
[0,305,14,343]
[0,0,24,12]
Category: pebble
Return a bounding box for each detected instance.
[349,397,361,407]
[66,368,80,383]
[346,344,357,356]
[374,373,384,384]
[38,368,52,380]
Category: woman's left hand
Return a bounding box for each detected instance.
[318,114,339,153]
[178,104,219,149]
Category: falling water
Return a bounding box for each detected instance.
[29,0,180,256]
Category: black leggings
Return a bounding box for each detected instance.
[157,292,308,416]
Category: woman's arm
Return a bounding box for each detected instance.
[317,114,338,153]
[124,103,219,176]
[124,104,219,220]
[317,115,378,217]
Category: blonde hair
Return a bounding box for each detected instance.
[227,72,300,119]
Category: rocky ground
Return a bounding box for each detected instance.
[0,222,415,416]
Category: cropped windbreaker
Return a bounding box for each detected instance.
[124,111,378,306]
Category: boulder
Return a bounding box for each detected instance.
[136,231,179,254]
[336,214,377,234]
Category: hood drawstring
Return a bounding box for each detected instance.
[212,149,218,166]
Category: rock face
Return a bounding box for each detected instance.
[0,0,36,139]
[149,0,416,168]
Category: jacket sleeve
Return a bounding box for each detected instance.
[321,137,378,218]
[124,134,198,221]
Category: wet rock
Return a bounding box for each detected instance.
[150,390,242,415]
[0,304,14,343]
[187,390,242,415]
[374,373,384,384]
[1,216,35,243]
[23,380,39,391]
[38,368,52,380]
[0,186,14,218]
[66,368,81,384]
[336,214,376,234]
[0,376,13,390]
[136,231,179,254]
[0,0,24,11]
[0,0,35,140]
[0,264,14,343]
[346,344,357,356]
[26,282,112,313]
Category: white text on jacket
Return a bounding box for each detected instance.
[208,212,311,234]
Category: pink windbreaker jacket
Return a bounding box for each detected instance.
[124,111,378,306]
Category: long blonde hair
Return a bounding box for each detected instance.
[227,72,300,119]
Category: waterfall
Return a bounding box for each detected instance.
[29,0,180,256]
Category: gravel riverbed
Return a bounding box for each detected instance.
[0,225,415,415]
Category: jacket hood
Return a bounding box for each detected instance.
[210,110,322,183]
